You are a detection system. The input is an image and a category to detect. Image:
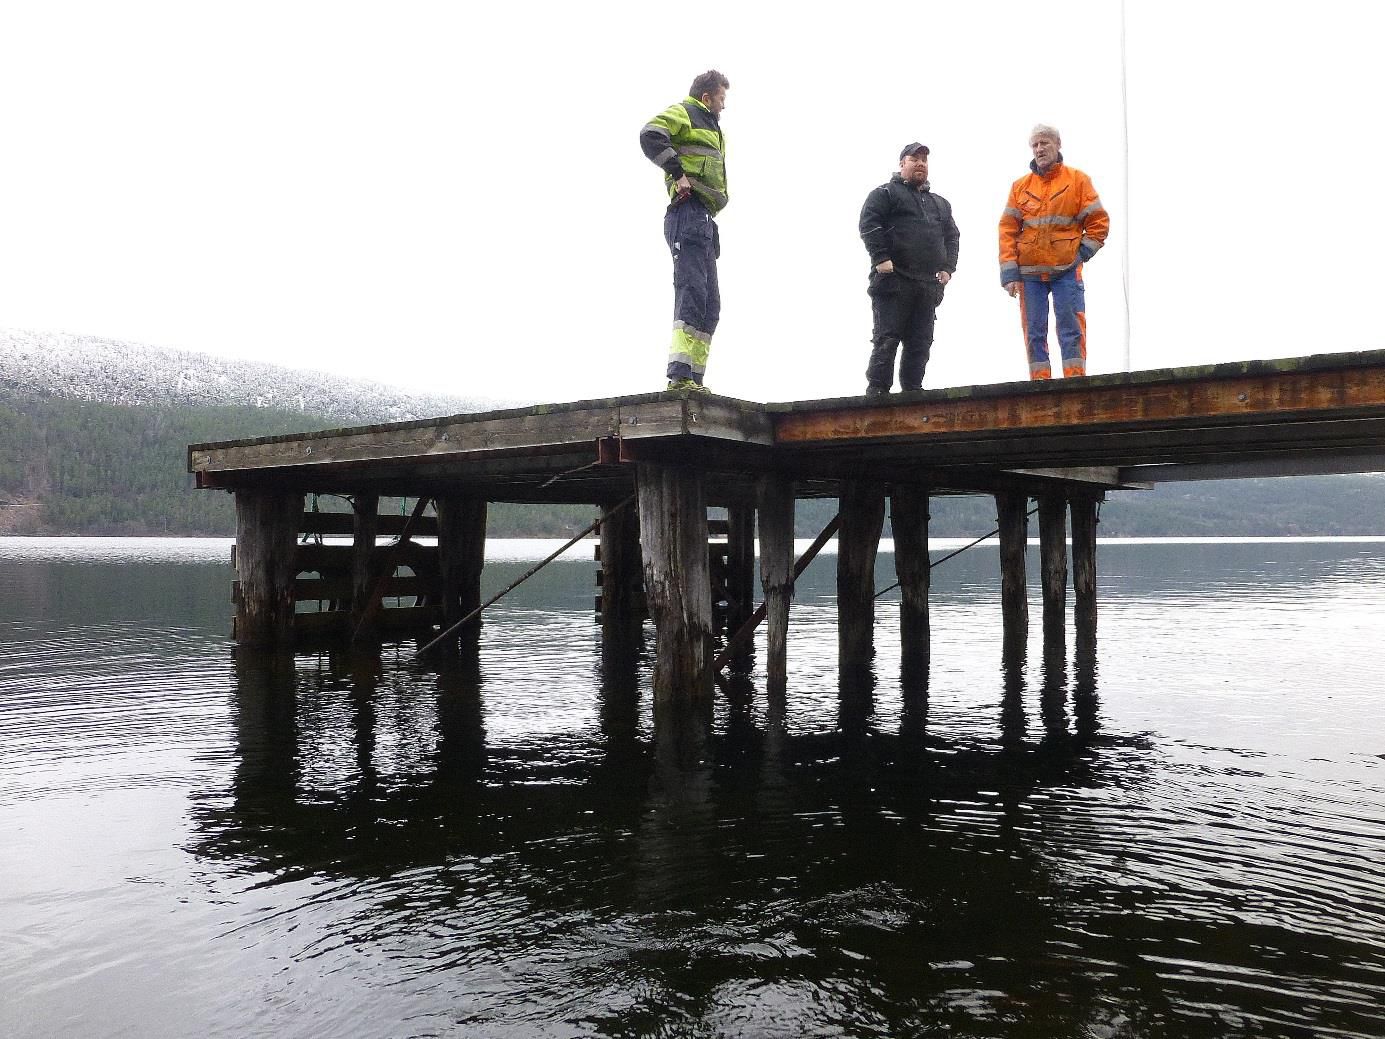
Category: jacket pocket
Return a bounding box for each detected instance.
[867,271,898,297]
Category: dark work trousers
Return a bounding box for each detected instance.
[663,196,721,384]
[866,274,942,391]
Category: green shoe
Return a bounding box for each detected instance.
[666,377,709,393]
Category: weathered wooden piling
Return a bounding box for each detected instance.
[1038,495,1069,652]
[996,492,1030,654]
[1070,497,1098,655]
[890,484,931,692]
[350,493,380,637]
[837,479,886,691]
[598,497,644,638]
[233,489,303,648]
[637,463,714,714]
[725,505,756,640]
[756,474,795,697]
[436,495,487,641]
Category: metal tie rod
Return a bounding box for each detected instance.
[415,492,637,659]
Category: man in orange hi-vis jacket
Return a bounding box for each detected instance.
[998,124,1109,379]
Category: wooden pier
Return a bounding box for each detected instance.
[190,350,1385,709]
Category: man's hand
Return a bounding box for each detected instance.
[875,260,894,274]
[1004,281,1020,298]
[674,175,692,199]
[936,271,951,285]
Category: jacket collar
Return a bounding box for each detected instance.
[1029,154,1065,177]
[684,95,719,126]
[890,172,931,193]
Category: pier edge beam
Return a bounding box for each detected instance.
[599,494,645,639]
[757,474,795,697]
[234,488,303,648]
[437,495,488,642]
[1070,496,1099,655]
[837,479,887,691]
[637,463,715,715]
[1038,494,1069,653]
[996,492,1030,655]
[891,484,931,691]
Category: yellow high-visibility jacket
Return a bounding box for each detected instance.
[640,97,729,215]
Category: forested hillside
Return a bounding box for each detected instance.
[0,390,597,536]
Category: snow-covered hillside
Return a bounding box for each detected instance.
[0,328,502,424]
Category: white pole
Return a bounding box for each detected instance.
[1120,0,1133,372]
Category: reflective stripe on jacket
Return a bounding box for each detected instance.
[639,96,729,215]
[998,160,1108,285]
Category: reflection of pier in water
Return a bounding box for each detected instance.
[190,349,1385,731]
[186,641,1132,1030]
[195,640,1107,889]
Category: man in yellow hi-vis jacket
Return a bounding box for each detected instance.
[640,71,730,391]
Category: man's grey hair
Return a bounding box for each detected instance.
[1029,123,1061,146]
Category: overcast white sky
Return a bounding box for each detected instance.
[1,1,1379,404]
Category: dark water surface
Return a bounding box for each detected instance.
[3,536,1385,1038]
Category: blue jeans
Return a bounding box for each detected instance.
[1020,266,1086,379]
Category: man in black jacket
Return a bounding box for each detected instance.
[858,143,960,395]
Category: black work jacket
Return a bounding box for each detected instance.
[859,174,960,281]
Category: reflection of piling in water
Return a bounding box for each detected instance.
[342,650,381,792]
[230,650,301,810]
[433,649,487,785]
[1000,642,1028,752]
[598,630,644,750]
[1039,642,1069,748]
[1073,645,1101,745]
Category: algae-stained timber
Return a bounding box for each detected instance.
[1071,497,1099,654]
[891,485,931,692]
[598,497,644,639]
[436,495,487,642]
[1038,495,1069,654]
[756,474,795,698]
[350,493,380,638]
[838,480,887,695]
[996,492,1030,655]
[234,489,302,648]
[637,462,715,718]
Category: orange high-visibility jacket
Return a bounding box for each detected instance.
[998,162,1109,284]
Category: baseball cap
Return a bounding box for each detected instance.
[899,142,930,160]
